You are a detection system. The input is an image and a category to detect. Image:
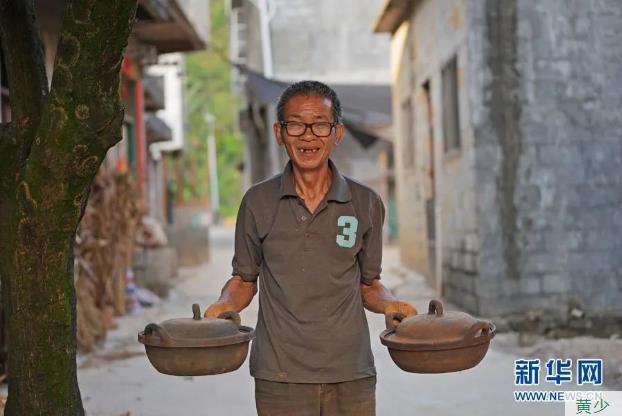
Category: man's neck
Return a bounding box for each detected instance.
[291,162,333,203]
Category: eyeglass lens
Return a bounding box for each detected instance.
[284,122,333,137]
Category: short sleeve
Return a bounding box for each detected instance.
[231,197,262,282]
[357,196,385,285]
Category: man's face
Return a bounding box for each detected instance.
[274,94,344,171]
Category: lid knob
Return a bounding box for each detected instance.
[428,300,443,316]
[192,303,201,320]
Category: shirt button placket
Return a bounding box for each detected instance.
[301,214,307,272]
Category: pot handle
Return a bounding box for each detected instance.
[218,310,242,327]
[143,323,173,346]
[385,312,405,331]
[428,299,444,317]
[466,321,495,340]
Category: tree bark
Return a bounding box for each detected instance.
[0,0,137,414]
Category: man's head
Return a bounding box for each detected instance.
[274,80,345,171]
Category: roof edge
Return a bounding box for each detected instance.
[373,0,413,34]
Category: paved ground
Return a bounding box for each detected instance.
[77,225,567,416]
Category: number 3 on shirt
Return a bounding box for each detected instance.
[336,215,358,248]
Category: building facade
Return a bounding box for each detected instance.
[375,0,622,317]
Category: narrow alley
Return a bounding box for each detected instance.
[77,226,561,416]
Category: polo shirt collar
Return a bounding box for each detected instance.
[280,158,351,202]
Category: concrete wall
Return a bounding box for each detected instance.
[269,0,391,84]
[237,2,264,73]
[391,0,622,318]
[392,0,478,300]
[392,21,428,279]
[469,0,622,316]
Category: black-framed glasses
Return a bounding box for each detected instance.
[280,121,336,137]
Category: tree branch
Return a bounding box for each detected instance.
[0,0,48,122]
[50,0,137,122]
[22,0,137,216]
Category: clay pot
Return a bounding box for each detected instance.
[138,304,254,376]
[380,300,495,373]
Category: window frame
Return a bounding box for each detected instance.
[441,55,461,154]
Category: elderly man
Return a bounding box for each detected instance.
[206,80,416,416]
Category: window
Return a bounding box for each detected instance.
[401,98,415,169]
[442,56,461,152]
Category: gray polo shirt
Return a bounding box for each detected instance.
[232,159,384,383]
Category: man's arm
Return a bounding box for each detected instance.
[360,279,417,317]
[358,196,416,317]
[204,275,258,318]
[205,193,261,318]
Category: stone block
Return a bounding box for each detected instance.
[501,276,542,296]
[517,185,541,208]
[133,247,178,298]
[446,288,478,314]
[477,294,556,316]
[540,186,555,209]
[537,143,582,166]
[546,230,581,252]
[566,252,610,273]
[583,229,616,251]
[523,233,546,253]
[166,225,210,267]
[449,249,461,269]
[541,273,571,293]
[479,250,505,277]
[528,167,556,187]
[476,278,501,298]
[520,277,542,295]
[464,252,479,274]
[464,233,479,253]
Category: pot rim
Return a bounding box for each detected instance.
[379,322,496,351]
[139,325,255,348]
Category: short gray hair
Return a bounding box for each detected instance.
[277,80,342,123]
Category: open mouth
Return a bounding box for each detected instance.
[298,147,320,154]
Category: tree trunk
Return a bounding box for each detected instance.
[0,1,137,414]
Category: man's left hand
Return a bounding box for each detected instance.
[383,301,417,318]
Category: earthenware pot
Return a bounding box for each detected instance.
[380,299,495,373]
[138,304,254,376]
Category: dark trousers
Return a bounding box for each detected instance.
[255,376,376,416]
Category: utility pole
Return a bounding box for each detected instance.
[205,113,220,224]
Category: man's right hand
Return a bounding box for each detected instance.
[204,301,236,318]
[203,276,258,318]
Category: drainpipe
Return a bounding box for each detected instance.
[257,0,280,175]
[205,113,220,224]
[258,0,274,78]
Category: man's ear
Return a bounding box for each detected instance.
[274,122,284,145]
[334,123,345,145]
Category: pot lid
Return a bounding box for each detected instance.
[381,300,495,351]
[160,304,240,339]
[138,304,254,348]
